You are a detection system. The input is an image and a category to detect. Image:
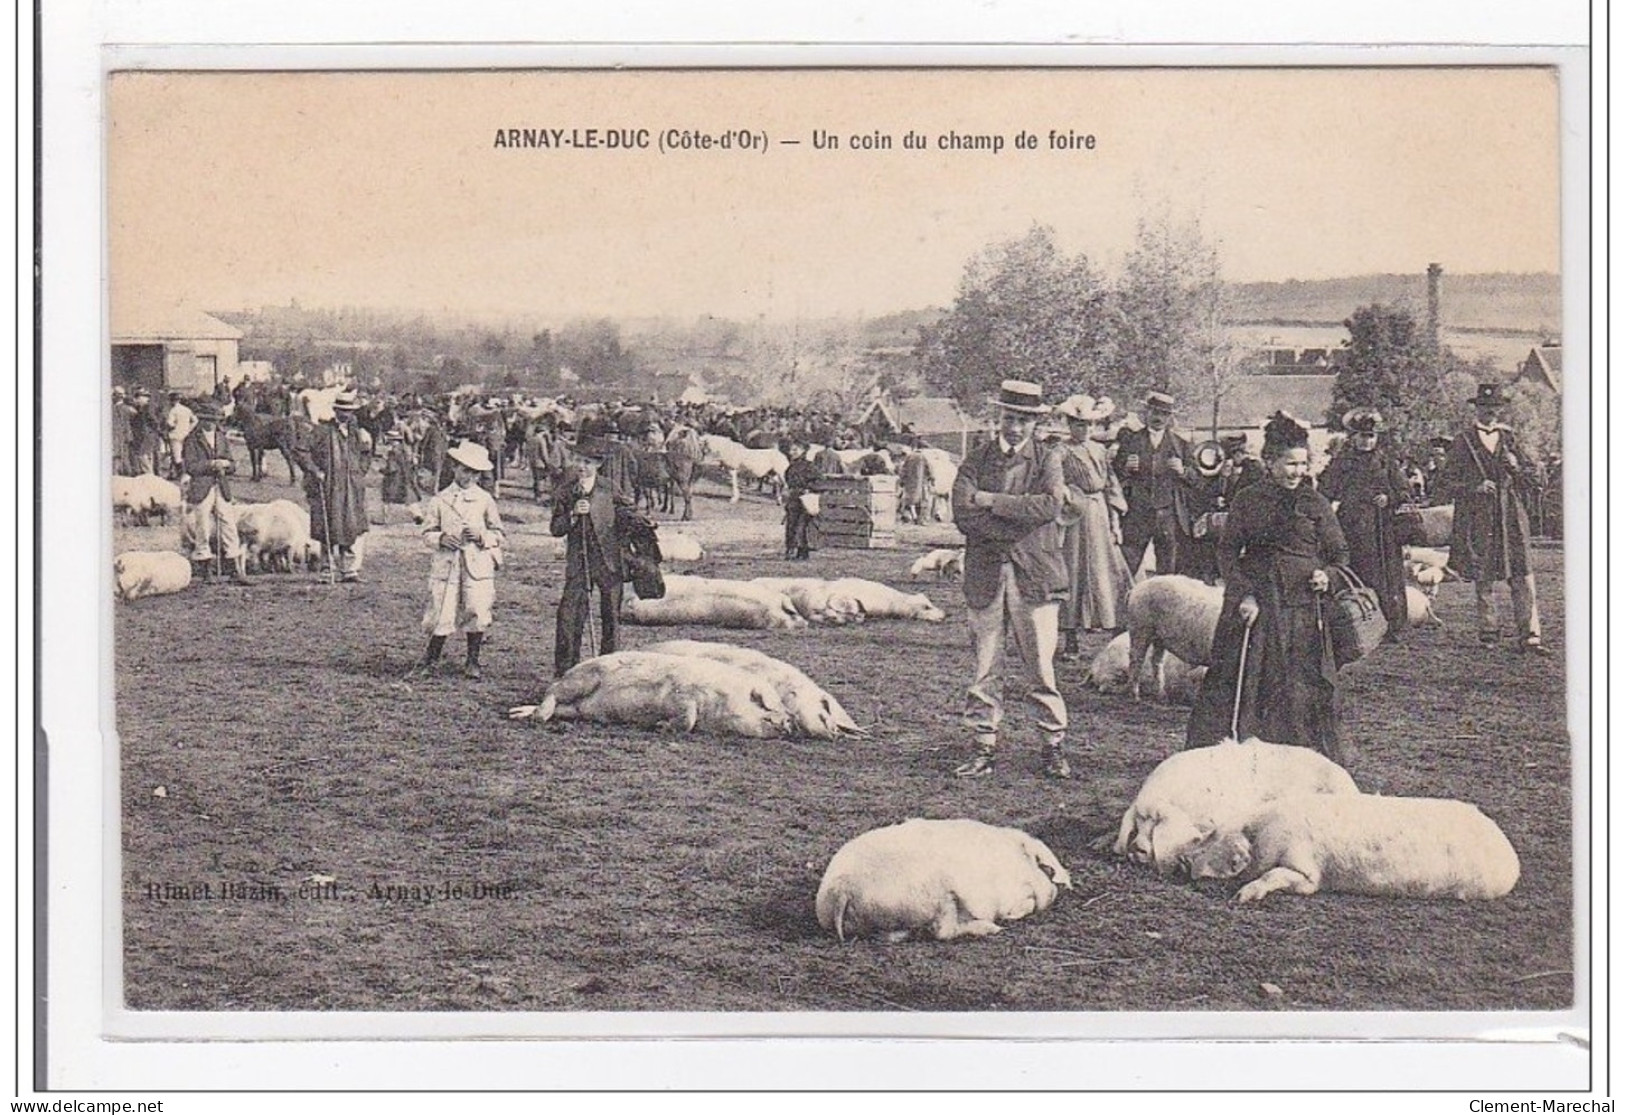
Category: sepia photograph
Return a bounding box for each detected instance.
[104,65,1579,1027]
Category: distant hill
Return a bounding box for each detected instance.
[1228,273,1560,336]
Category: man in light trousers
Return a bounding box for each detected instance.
[951,379,1071,780]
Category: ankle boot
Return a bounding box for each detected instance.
[463,633,484,679]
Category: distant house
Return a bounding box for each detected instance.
[1204,373,1340,460]
[852,392,976,455]
[110,304,243,396]
[1518,344,1562,392]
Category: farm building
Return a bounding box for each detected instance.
[110,304,243,397]
[1518,343,1562,392]
[851,393,976,455]
[1202,373,1339,460]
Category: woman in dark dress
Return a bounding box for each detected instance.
[1186,412,1351,763]
[1317,407,1411,639]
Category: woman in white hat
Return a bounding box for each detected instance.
[408,440,506,680]
[1053,393,1133,658]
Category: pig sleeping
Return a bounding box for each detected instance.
[1087,631,1207,705]
[1104,737,1361,873]
[508,651,792,738]
[622,575,808,631]
[750,577,866,626]
[642,640,865,738]
[827,578,946,622]
[816,818,1072,942]
[114,550,193,602]
[1182,792,1521,902]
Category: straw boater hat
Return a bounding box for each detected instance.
[1054,394,1114,424]
[333,390,362,411]
[1144,390,1176,413]
[993,379,1049,415]
[1342,407,1385,434]
[446,441,494,472]
[1193,440,1226,476]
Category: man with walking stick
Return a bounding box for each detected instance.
[551,433,626,677]
[298,389,371,583]
[178,401,251,585]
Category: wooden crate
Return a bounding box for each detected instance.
[813,475,898,548]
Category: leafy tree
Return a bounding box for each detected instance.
[919,225,1112,410]
[1329,303,1459,459]
[1112,211,1245,432]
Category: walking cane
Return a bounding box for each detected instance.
[1230,613,1257,742]
[578,507,598,660]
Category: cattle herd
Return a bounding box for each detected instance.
[112,381,1522,953]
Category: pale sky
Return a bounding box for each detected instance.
[107,68,1561,323]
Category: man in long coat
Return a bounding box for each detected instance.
[1113,389,1199,578]
[551,434,626,676]
[1439,382,1550,656]
[951,379,1071,781]
[298,389,371,582]
[178,402,251,584]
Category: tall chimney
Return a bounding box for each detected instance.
[1426,263,1443,351]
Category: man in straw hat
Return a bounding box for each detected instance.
[1112,388,1199,579]
[407,440,505,680]
[297,388,371,582]
[550,431,626,677]
[950,379,1072,780]
[1437,382,1550,656]
[178,400,251,585]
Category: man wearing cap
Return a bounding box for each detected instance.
[1422,435,1454,506]
[409,441,505,679]
[111,387,135,476]
[129,387,165,475]
[297,389,371,582]
[1113,390,1199,579]
[950,379,1071,780]
[178,402,251,585]
[1438,383,1550,656]
[551,433,625,676]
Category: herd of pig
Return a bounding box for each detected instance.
[115,487,1517,940]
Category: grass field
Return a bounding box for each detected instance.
[117,449,1575,1014]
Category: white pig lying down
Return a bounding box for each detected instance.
[1182,792,1521,902]
[1125,575,1224,701]
[749,577,865,626]
[508,651,792,738]
[826,577,947,622]
[1106,737,1361,873]
[1087,632,1207,705]
[654,529,704,563]
[642,640,865,738]
[816,818,1072,943]
[114,550,193,602]
[621,574,808,631]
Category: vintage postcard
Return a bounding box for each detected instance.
[99,63,1585,1063]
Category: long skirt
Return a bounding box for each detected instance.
[1059,496,1133,632]
[1186,597,1343,764]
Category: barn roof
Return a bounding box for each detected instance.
[1521,345,1562,391]
[1210,374,1339,433]
[111,303,244,343]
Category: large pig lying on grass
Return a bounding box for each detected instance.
[749,577,865,626]
[827,578,946,622]
[508,651,792,738]
[1182,792,1520,902]
[1125,575,1224,701]
[816,818,1072,942]
[114,550,193,602]
[642,640,865,738]
[1103,737,1361,873]
[622,574,807,631]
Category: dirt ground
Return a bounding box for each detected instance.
[116,447,1575,1013]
